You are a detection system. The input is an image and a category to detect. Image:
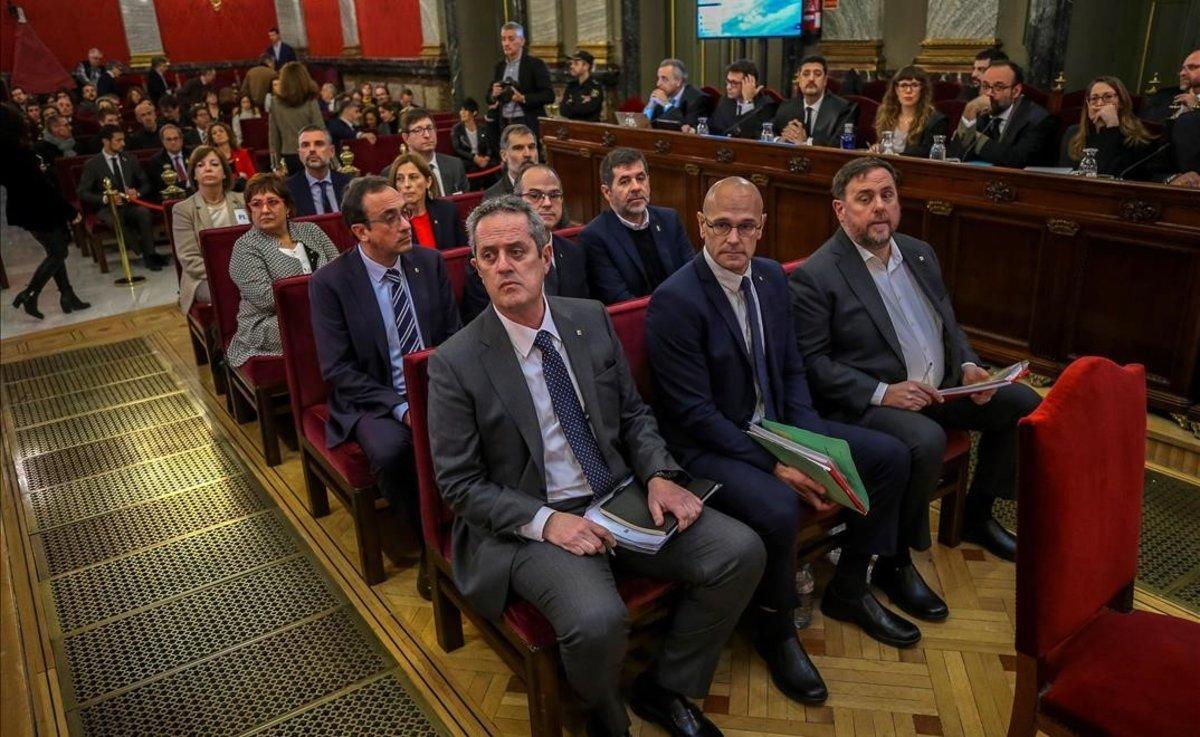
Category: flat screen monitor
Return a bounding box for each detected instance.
[697,0,804,39]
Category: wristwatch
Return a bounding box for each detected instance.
[649,470,688,484]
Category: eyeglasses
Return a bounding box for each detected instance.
[1087,93,1118,105]
[702,218,761,238]
[979,83,1013,93]
[896,81,923,91]
[248,197,285,209]
[368,209,407,227]
[406,125,436,136]
[520,190,563,203]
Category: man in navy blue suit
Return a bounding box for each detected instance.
[265,27,298,68]
[578,148,694,304]
[310,176,461,593]
[646,177,926,705]
[286,126,353,216]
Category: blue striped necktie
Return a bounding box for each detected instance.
[383,268,424,356]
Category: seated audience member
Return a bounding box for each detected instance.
[485,22,555,138]
[450,98,498,174]
[396,108,467,196]
[462,163,586,321]
[190,104,215,144]
[317,82,337,118]
[148,56,171,103]
[232,94,263,143]
[226,173,341,368]
[286,126,351,216]
[207,121,257,186]
[959,47,1008,102]
[647,178,919,704]
[350,90,363,105]
[1163,108,1200,187]
[265,77,283,114]
[97,62,122,98]
[358,82,374,105]
[74,48,104,90]
[145,124,194,199]
[204,90,222,124]
[128,99,163,150]
[950,61,1056,168]
[361,106,390,136]
[427,194,765,737]
[181,67,216,110]
[1141,49,1200,123]
[124,86,146,111]
[773,55,858,147]
[310,176,461,589]
[643,58,712,128]
[560,49,603,122]
[707,59,779,138]
[372,85,391,106]
[23,100,42,137]
[482,123,539,200]
[269,62,324,175]
[54,93,75,125]
[172,146,247,314]
[1060,76,1158,178]
[36,114,77,160]
[11,86,29,107]
[158,93,185,126]
[870,66,948,158]
[242,56,277,110]
[77,124,166,270]
[398,88,415,110]
[387,152,467,251]
[77,84,99,117]
[378,102,400,134]
[326,97,377,148]
[790,157,1042,562]
[579,147,694,304]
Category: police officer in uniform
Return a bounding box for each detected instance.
[560,49,604,122]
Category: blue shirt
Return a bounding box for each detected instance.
[306,171,338,214]
[359,245,426,421]
[644,88,684,119]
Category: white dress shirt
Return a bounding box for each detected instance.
[305,171,338,214]
[803,94,826,144]
[278,241,314,274]
[494,300,595,541]
[960,96,1017,136]
[702,248,767,422]
[427,155,448,196]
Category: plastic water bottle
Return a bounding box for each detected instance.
[1078,147,1099,177]
[929,134,947,161]
[840,123,856,150]
[760,121,775,142]
[794,563,815,629]
[695,117,709,136]
[881,130,896,155]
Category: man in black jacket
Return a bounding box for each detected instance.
[950,61,1056,168]
[143,125,193,201]
[708,59,779,139]
[127,100,163,150]
[560,49,603,122]
[773,55,858,147]
[486,22,555,138]
[326,98,377,149]
[643,58,712,129]
[147,56,172,104]
[958,48,1008,103]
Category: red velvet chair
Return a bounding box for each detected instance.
[860,79,889,101]
[447,190,484,223]
[343,134,403,176]
[239,116,269,153]
[553,225,583,242]
[1008,356,1200,737]
[199,223,294,466]
[439,246,471,305]
[300,212,356,252]
[274,275,386,584]
[932,81,964,102]
[617,96,646,113]
[933,99,967,133]
[844,95,880,145]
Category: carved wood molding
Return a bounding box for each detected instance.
[715,147,734,164]
[601,131,617,147]
[684,163,700,176]
[1045,218,1080,236]
[555,125,570,141]
[750,173,770,187]
[654,139,672,154]
[1119,199,1161,223]
[985,181,1016,204]
[926,200,954,216]
[787,156,812,174]
[576,148,590,158]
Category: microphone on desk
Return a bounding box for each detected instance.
[1117,140,1173,180]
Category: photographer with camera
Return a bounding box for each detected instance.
[486,22,555,140]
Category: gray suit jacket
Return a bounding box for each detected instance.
[434,152,468,195]
[789,228,980,419]
[77,151,151,209]
[427,297,682,620]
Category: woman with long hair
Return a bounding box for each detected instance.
[0,103,90,319]
[268,61,323,175]
[387,152,466,250]
[207,121,257,185]
[1061,75,1158,178]
[231,93,262,143]
[871,66,948,158]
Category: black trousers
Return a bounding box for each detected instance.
[352,412,421,539]
[26,226,74,295]
[97,203,156,259]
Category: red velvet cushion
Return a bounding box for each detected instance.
[441,247,471,306]
[608,296,652,401]
[1041,609,1200,736]
[448,191,484,223]
[273,276,327,416]
[199,224,252,349]
[553,225,584,242]
[300,405,377,489]
[235,355,287,388]
[296,212,355,253]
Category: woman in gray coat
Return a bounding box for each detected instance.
[172,146,247,314]
[226,173,340,368]
[268,62,324,175]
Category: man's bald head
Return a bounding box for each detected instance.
[698,176,766,275]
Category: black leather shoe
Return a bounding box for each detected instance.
[963,517,1017,562]
[60,291,91,313]
[143,256,163,271]
[416,555,432,601]
[630,671,722,737]
[821,586,921,648]
[12,288,44,320]
[752,631,828,704]
[873,563,949,622]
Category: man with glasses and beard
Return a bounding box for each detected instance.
[950,60,1056,168]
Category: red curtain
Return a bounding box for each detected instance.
[155,0,279,63]
[301,0,342,57]
[356,0,423,58]
[1,1,129,73]
[9,23,74,93]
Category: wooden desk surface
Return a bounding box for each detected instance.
[543,119,1200,419]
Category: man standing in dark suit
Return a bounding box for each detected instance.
[428,194,765,737]
[482,123,539,201]
[463,164,586,321]
[790,157,1042,562]
[180,68,216,111]
[643,58,712,129]
[147,56,172,104]
[950,61,1057,168]
[265,27,297,68]
[773,56,859,147]
[486,22,555,139]
[647,178,920,705]
[311,176,461,588]
[143,124,194,201]
[707,59,779,139]
[96,62,122,98]
[578,148,694,304]
[286,126,352,216]
[560,49,604,122]
[76,124,167,270]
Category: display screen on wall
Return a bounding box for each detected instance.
[697,0,805,39]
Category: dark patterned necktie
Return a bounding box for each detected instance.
[740,276,776,421]
[533,330,614,499]
[383,269,424,356]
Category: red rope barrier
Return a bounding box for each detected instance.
[127,197,165,212]
[467,164,503,180]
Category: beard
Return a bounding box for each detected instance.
[854,221,893,249]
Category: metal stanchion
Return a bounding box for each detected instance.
[160,164,185,200]
[102,177,146,286]
[337,147,361,176]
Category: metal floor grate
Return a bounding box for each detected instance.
[2,356,165,404]
[8,373,181,429]
[75,610,390,737]
[27,443,241,533]
[15,393,197,457]
[0,339,152,383]
[254,672,443,737]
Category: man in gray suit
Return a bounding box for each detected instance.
[790,157,1041,568]
[427,195,765,737]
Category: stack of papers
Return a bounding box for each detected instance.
[583,476,721,554]
[748,420,870,514]
[940,361,1030,398]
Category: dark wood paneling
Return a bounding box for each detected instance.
[949,212,1043,349]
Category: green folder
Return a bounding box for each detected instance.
[747,420,871,514]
